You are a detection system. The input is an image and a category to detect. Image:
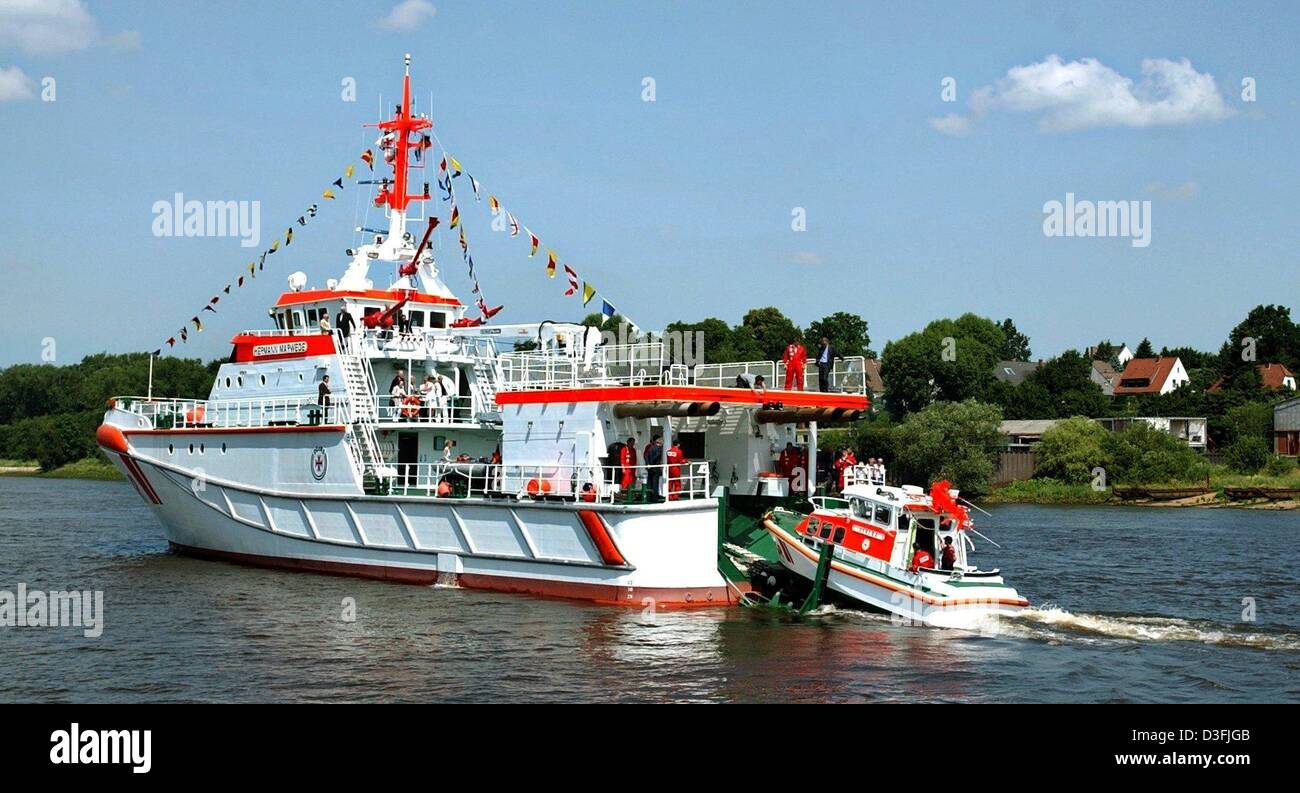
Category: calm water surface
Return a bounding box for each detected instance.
[1,477,1297,703]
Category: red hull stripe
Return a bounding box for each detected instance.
[168,543,739,608]
[577,510,627,566]
[120,454,162,504]
[768,522,1029,609]
[496,385,871,410]
[274,288,461,308]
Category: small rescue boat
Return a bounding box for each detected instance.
[761,476,1028,628]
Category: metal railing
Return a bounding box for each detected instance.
[497,342,669,391]
[375,395,477,425]
[114,395,352,430]
[385,460,712,503]
[843,464,887,487]
[694,356,868,394]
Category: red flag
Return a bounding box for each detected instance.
[563,264,579,296]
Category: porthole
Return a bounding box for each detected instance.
[188,444,194,455]
[224,377,231,388]
[199,443,205,454]
[298,373,304,382]
[259,374,267,386]
[221,443,227,454]
[236,376,243,387]
[168,443,174,454]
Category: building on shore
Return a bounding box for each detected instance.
[1275,397,1300,457]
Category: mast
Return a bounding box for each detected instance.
[367,53,432,245]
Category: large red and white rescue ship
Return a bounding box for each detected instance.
[97,56,1024,622]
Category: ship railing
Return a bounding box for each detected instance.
[113,395,354,430]
[496,342,669,391]
[692,360,776,389]
[351,327,462,358]
[374,395,481,425]
[233,328,332,338]
[693,356,868,394]
[385,460,712,503]
[843,464,887,488]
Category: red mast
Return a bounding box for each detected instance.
[368,54,431,212]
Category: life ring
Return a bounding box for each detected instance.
[401,395,421,419]
[525,478,553,496]
[184,405,206,425]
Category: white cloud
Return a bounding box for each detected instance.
[0,64,35,101]
[928,113,972,137]
[104,29,141,52]
[0,0,98,54]
[376,0,437,32]
[931,54,1233,134]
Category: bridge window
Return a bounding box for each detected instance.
[410,310,425,328]
[832,526,846,544]
[818,522,833,540]
[429,311,446,329]
[873,503,892,526]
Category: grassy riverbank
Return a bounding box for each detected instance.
[0,456,123,481]
[982,468,1300,508]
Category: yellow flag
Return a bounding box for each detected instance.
[546,249,557,277]
[323,189,336,199]
[345,164,355,179]
[582,282,596,306]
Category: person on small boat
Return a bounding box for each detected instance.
[940,536,957,571]
[910,543,934,573]
[782,338,807,391]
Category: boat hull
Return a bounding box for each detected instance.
[102,438,736,608]
[764,517,1028,628]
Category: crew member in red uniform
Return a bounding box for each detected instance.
[619,437,637,491]
[910,544,934,572]
[782,339,807,391]
[940,536,958,570]
[666,442,686,501]
[778,442,797,485]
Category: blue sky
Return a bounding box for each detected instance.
[0,0,1296,366]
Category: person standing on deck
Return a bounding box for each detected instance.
[645,435,664,500]
[336,307,356,349]
[619,437,637,491]
[783,339,807,391]
[778,442,798,486]
[910,543,934,573]
[666,442,687,501]
[815,336,835,392]
[317,375,331,423]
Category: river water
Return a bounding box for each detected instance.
[1,477,1297,703]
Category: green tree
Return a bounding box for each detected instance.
[889,399,1003,495]
[1224,435,1271,474]
[1220,304,1300,377]
[880,314,1005,417]
[1025,350,1108,418]
[1134,337,1154,358]
[741,307,801,362]
[663,317,733,364]
[997,318,1032,360]
[1102,422,1207,484]
[804,312,874,359]
[1034,417,1111,484]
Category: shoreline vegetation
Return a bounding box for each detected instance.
[981,476,1299,510]
[0,457,123,481]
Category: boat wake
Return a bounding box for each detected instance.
[999,607,1300,650]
